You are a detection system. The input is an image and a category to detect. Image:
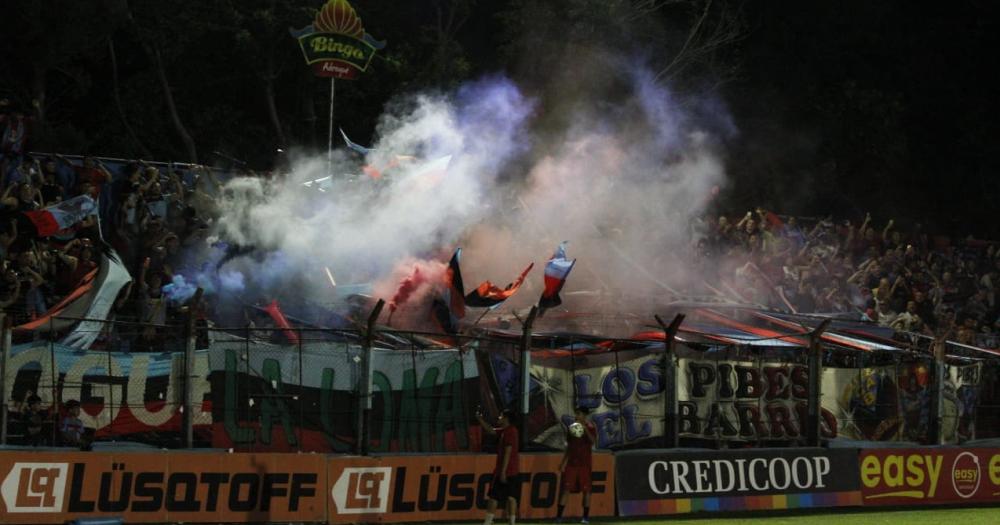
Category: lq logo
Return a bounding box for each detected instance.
[332,467,391,514]
[1,463,69,513]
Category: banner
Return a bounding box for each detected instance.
[859,448,1000,505]
[0,452,326,524]
[823,362,980,443]
[678,358,838,442]
[207,344,480,453]
[3,344,211,445]
[326,453,614,523]
[509,335,986,448]
[616,448,861,516]
[520,350,666,450]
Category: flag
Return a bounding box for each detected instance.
[538,242,575,310]
[465,263,534,308]
[431,248,465,333]
[23,195,97,237]
[340,128,374,156]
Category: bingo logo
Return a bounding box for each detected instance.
[0,463,69,513]
[951,452,981,499]
[331,467,391,514]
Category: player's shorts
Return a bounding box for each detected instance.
[488,477,518,501]
[561,465,592,493]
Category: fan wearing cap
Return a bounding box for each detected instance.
[475,407,519,525]
[557,406,597,523]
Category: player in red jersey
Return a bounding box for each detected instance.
[477,407,519,525]
[557,406,597,523]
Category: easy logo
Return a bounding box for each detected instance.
[951,452,981,499]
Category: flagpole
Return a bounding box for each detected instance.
[327,77,335,177]
[472,309,490,326]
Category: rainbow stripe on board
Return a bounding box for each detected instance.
[619,491,863,516]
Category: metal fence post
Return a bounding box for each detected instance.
[807,319,831,447]
[359,299,385,456]
[519,306,539,451]
[655,314,685,448]
[183,289,203,449]
[928,336,947,445]
[0,314,8,445]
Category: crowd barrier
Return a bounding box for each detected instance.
[2,447,999,523]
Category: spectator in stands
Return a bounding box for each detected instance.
[21,394,48,446]
[2,155,39,189]
[60,399,85,447]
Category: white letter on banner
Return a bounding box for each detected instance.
[648,461,671,494]
[692,460,712,493]
[748,458,769,490]
[127,355,173,426]
[792,457,813,489]
[63,353,123,429]
[770,457,791,490]
[813,456,830,488]
[714,460,736,492]
[6,347,52,405]
[671,461,693,494]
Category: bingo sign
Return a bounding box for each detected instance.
[859,448,1000,505]
[292,0,385,79]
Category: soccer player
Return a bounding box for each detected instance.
[557,406,597,523]
[476,407,519,525]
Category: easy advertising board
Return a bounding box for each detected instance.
[327,453,615,523]
[615,448,861,516]
[0,452,326,524]
[859,448,1000,505]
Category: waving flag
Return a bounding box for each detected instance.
[431,249,466,333]
[340,128,374,156]
[23,194,97,237]
[539,242,576,310]
[465,263,534,308]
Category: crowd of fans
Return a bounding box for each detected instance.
[5,109,1000,351]
[692,208,1000,348]
[1,101,233,352]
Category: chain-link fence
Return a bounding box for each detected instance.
[3,314,1000,452]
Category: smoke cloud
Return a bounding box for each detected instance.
[192,67,732,332]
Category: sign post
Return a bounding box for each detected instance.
[292,0,385,174]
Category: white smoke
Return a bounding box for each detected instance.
[201,71,730,330]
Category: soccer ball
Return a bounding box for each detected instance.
[568,422,585,438]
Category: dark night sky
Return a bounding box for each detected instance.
[2,0,998,236]
[726,1,1000,235]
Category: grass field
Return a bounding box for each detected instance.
[458,507,1000,524]
[614,507,1000,524]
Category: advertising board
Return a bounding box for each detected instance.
[859,448,1000,505]
[0,452,326,524]
[615,448,861,516]
[327,452,615,523]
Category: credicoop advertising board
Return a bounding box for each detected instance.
[615,448,862,516]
